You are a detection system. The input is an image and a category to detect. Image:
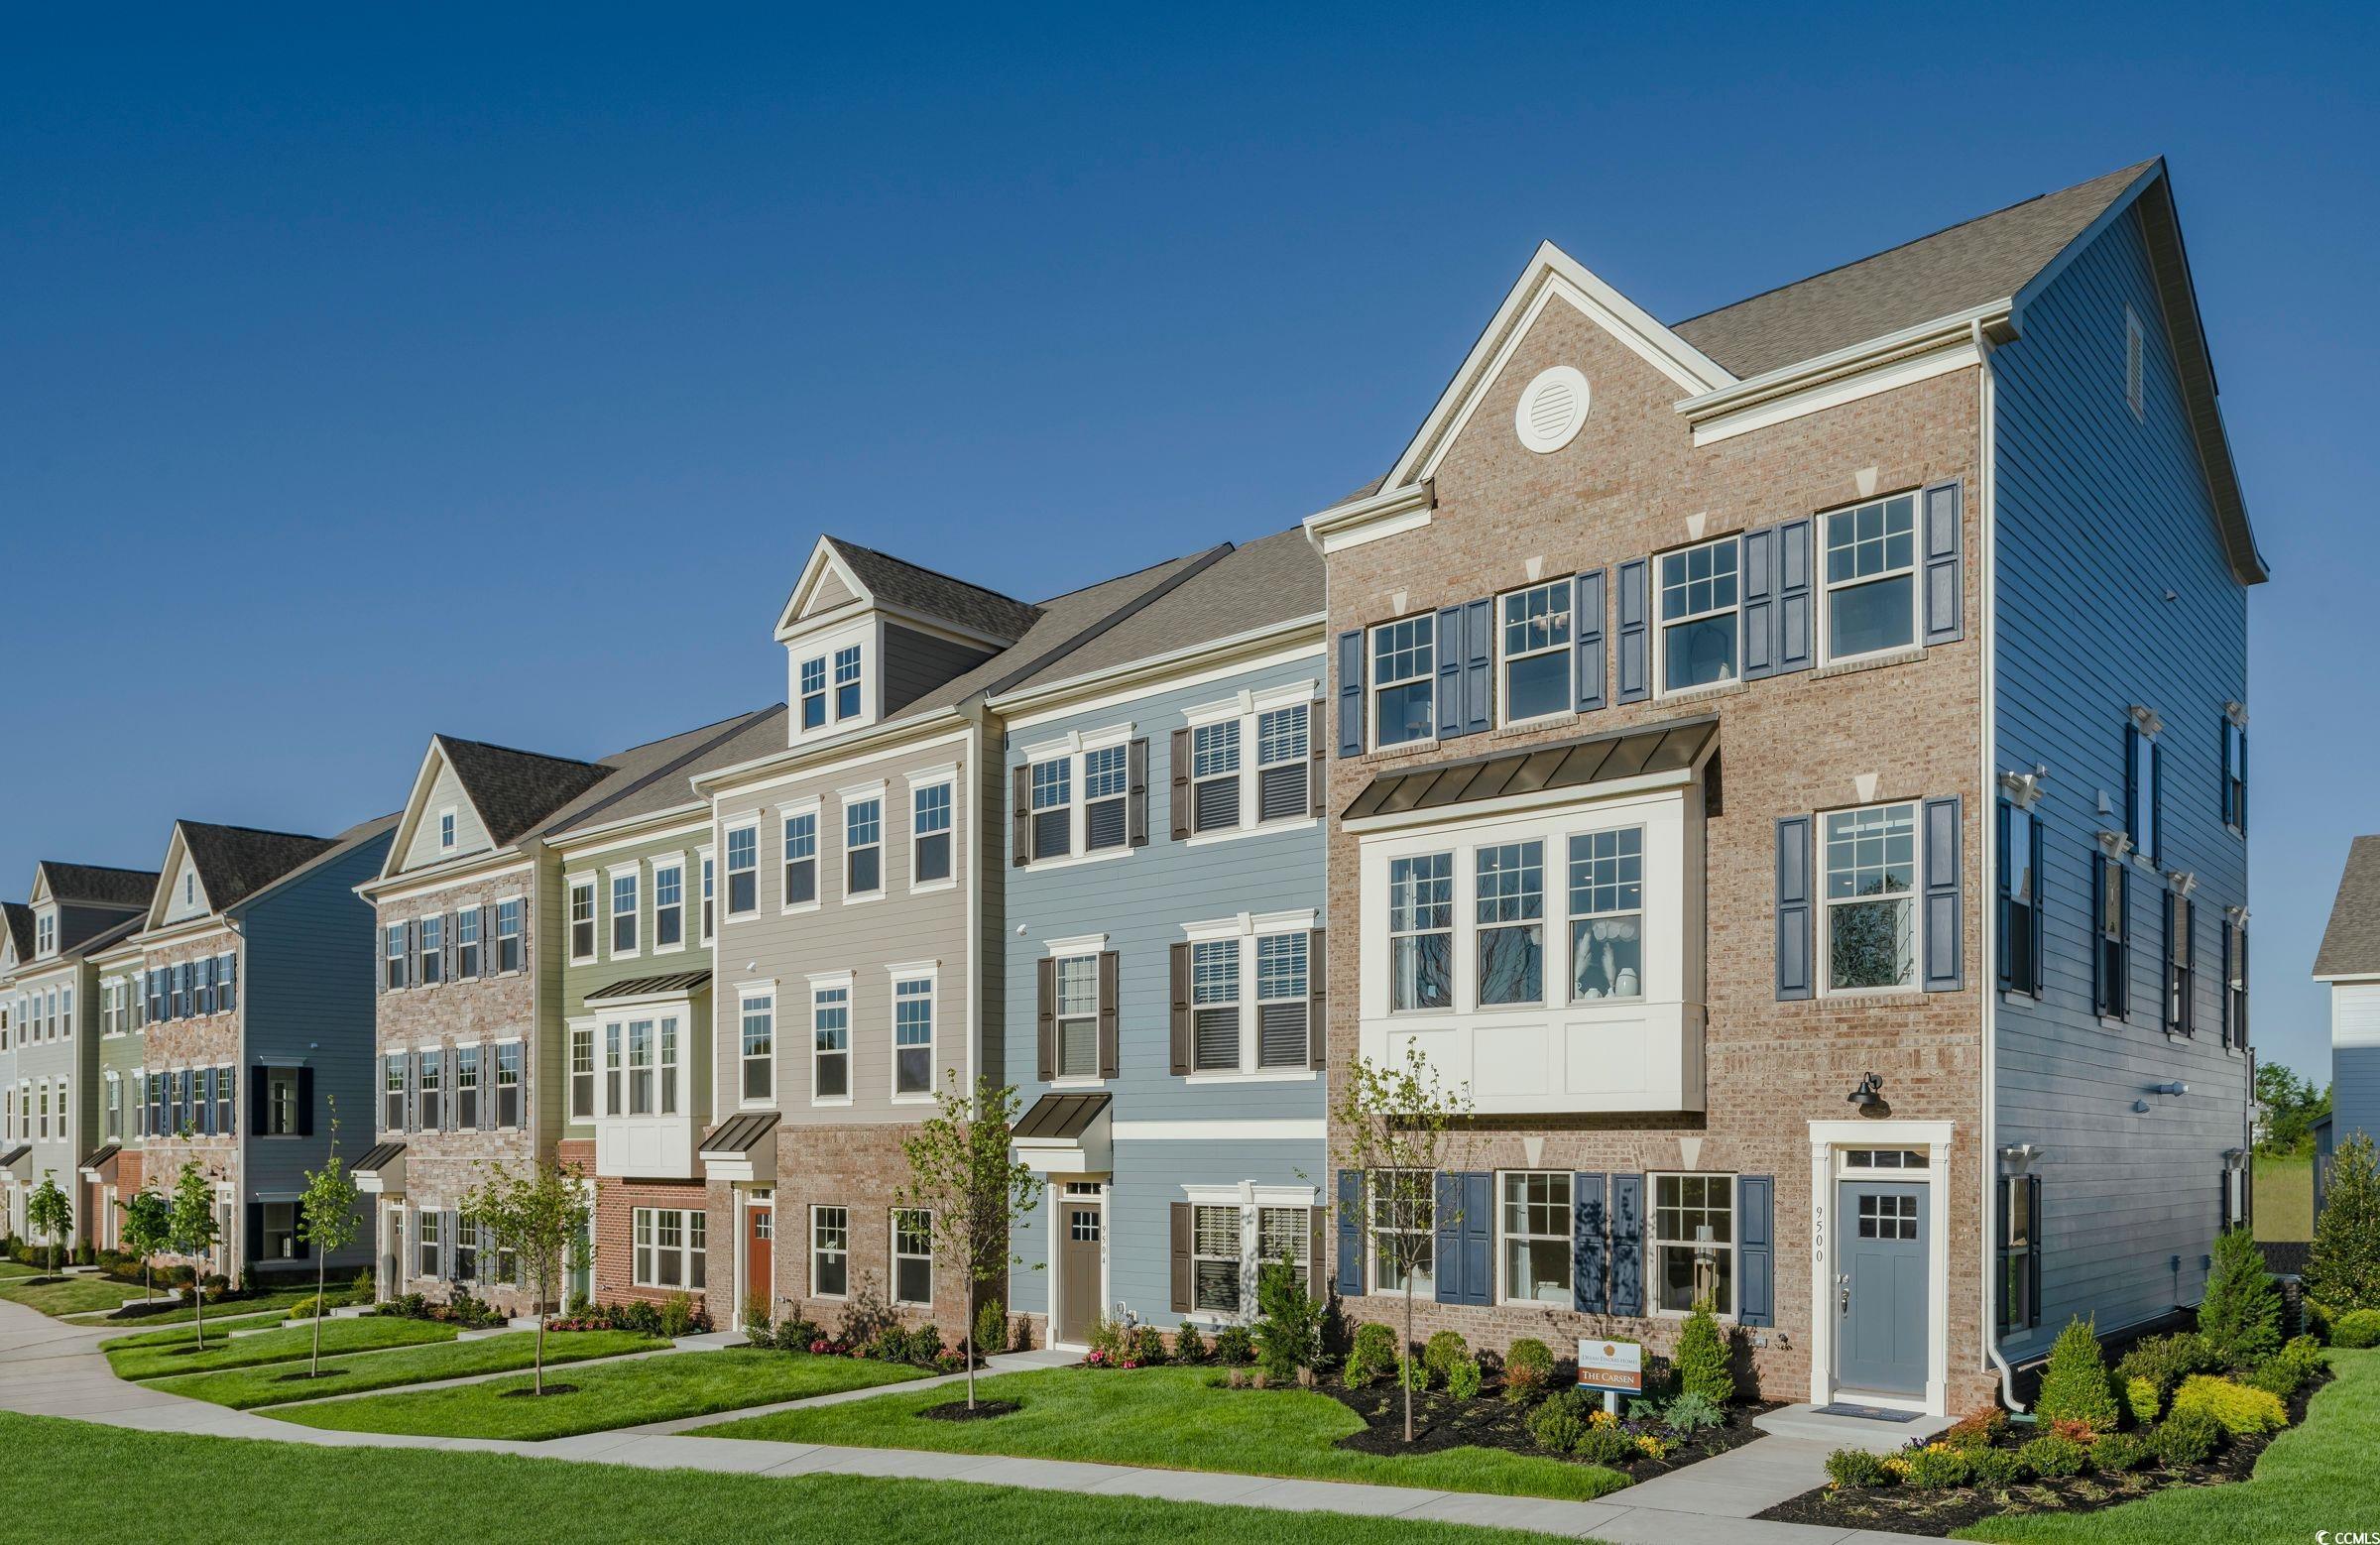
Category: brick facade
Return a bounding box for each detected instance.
[756,1123,981,1341]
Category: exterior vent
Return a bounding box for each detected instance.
[1515,366,1590,453]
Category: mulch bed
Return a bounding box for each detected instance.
[499,1384,579,1398]
[1306,1371,1776,1478]
[919,1399,1022,1422]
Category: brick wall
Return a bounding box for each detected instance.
[760,1123,982,1341]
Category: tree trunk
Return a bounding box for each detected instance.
[193,1263,207,1353]
[310,1252,327,1375]
[535,1308,546,1395]
[1402,1277,1415,1443]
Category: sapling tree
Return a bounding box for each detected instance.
[462,1158,587,1393]
[118,1189,172,1305]
[167,1160,221,1352]
[896,1072,1042,1409]
[26,1175,72,1277]
[298,1103,362,1376]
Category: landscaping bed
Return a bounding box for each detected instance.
[1317,1368,1777,1478]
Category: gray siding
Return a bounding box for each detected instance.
[1992,202,2252,1358]
[399,761,496,873]
[883,626,993,718]
[2337,1044,2380,1152]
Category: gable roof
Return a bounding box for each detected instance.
[177,823,341,913]
[433,736,615,850]
[35,861,161,911]
[2316,835,2380,979]
[544,707,785,836]
[821,537,1043,644]
[1,903,31,965]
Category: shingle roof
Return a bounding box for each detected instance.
[1,903,32,965]
[545,708,784,835]
[1004,528,1325,692]
[36,862,161,910]
[1672,162,2156,379]
[178,823,341,913]
[435,736,616,849]
[2316,835,2380,978]
[822,537,1043,643]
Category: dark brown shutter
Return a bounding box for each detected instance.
[1035,956,1056,1081]
[1310,1207,1330,1295]
[1128,738,1150,847]
[1097,950,1121,1080]
[1307,926,1327,1071]
[1307,711,1325,816]
[1169,728,1191,841]
[478,1042,495,1130]
[442,912,458,982]
[403,919,418,989]
[1170,1202,1193,1312]
[1012,766,1032,867]
[1169,941,1192,1076]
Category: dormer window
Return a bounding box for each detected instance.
[34,911,55,956]
[834,646,864,718]
[800,657,828,729]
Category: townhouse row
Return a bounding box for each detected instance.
[2,156,2261,1417]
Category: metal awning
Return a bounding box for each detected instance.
[698,1110,779,1184]
[0,1144,30,1178]
[77,1143,121,1182]
[353,1140,406,1196]
[585,970,711,1004]
[1344,714,1718,823]
[1012,1091,1112,1175]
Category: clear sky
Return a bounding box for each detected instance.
[3,5,2372,1084]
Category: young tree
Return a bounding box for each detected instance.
[298,1105,362,1376]
[2198,1225,2282,1367]
[1331,1045,1474,1443]
[167,1160,221,1352]
[896,1072,1042,1409]
[26,1174,73,1277]
[462,1158,587,1393]
[118,1189,173,1305]
[2306,1132,2380,1312]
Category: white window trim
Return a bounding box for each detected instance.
[808,971,856,1108]
[650,853,689,956]
[1494,1169,1575,1308]
[838,781,889,905]
[1653,535,1743,698]
[888,962,940,1105]
[1470,839,1550,1013]
[906,773,960,896]
[566,1018,597,1123]
[1367,614,1438,754]
[1180,910,1319,1083]
[778,796,823,917]
[810,1203,851,1301]
[1815,492,1923,669]
[1494,580,1576,729]
[1182,685,1320,847]
[1019,725,1137,874]
[1818,800,1924,999]
[890,1205,934,1308]
[630,1205,707,1292]
[736,981,778,1112]
[1646,1170,1740,1321]
[606,860,643,962]
[696,844,718,946]
[414,911,448,988]
[1174,1181,1318,1323]
[1047,947,1106,1090]
[565,872,599,964]
[722,817,762,921]
[436,805,459,854]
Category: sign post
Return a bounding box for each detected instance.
[1576,1338,1644,1416]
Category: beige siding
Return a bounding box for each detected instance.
[399,760,496,874]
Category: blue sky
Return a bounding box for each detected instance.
[2,5,2372,1083]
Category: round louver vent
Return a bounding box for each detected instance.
[1514,365,1590,453]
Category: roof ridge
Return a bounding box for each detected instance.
[1031,543,1228,608]
[824,535,1037,613]
[435,732,612,772]
[176,820,332,844]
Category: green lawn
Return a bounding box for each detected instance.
[267,1348,929,1441]
[0,1412,1564,1545]
[100,1308,317,1350]
[1958,1350,2374,1544]
[0,1273,144,1316]
[2253,1151,2313,1243]
[82,1286,320,1328]
[151,1330,665,1409]
[707,1366,1632,1503]
[105,1315,458,1379]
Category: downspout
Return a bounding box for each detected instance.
[1971,317,2026,1415]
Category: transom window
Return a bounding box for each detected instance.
[812,1206,848,1297]
[912,783,953,885]
[1658,537,1740,691]
[1387,853,1454,1012]
[1822,494,1918,660]
[845,799,883,896]
[782,812,818,906]
[893,978,933,1096]
[726,825,759,915]
[892,1208,933,1306]
[1191,722,1242,834]
[1475,842,1544,1007]
[1255,705,1310,822]
[654,862,683,948]
[1569,827,1643,1001]
[1844,1148,1928,1169]
[1823,803,1917,992]
[1053,956,1099,1079]
[813,985,850,1100]
[1653,1173,1734,1314]
[1500,1172,1572,1304]
[1500,581,1573,723]
[1370,615,1436,748]
[610,872,640,954]
[740,993,774,1103]
[568,881,596,961]
[1083,745,1130,851]
[1191,940,1241,1072]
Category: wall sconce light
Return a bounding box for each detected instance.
[1847,1072,1885,1114]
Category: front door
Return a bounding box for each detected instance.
[746,1205,774,1318]
[1057,1201,1102,1346]
[1835,1180,1928,1395]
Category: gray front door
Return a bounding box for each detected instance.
[1836,1180,1928,1394]
[1058,1203,1102,1346]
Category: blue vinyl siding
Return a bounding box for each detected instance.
[2336,1044,2380,1157]
[1992,201,2252,1360]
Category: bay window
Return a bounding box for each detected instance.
[1568,827,1643,1000]
[1652,1172,1734,1315]
[1387,853,1454,1011]
[1658,536,1740,690]
[1475,842,1544,1006]
[1499,580,1573,722]
[603,1022,622,1115]
[1370,615,1435,748]
[1821,493,1918,660]
[627,1019,654,1115]
[1499,1171,1572,1304]
[1823,803,1917,992]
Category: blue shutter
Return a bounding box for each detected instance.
[1462,597,1492,735]
[2149,743,2164,867]
[1433,1172,1463,1304]
[2219,720,2235,827]
[2162,889,2177,1032]
[2029,813,2046,995]
[1922,480,1964,645]
[1615,558,1650,703]
[1738,1175,1774,1327]
[1739,526,1776,679]
[1995,802,2013,991]
[1775,816,1814,1000]
[1434,606,1464,741]
[1573,1172,1607,1313]
[1608,1174,1645,1317]
[1336,1170,1364,1295]
[1574,569,1606,712]
[1924,795,1963,992]
[1775,518,1814,672]
[1461,1172,1492,1307]
[1336,631,1365,757]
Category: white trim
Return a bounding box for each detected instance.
[1304,483,1436,556]
[1044,1181,1110,1352]
[1043,932,1110,957]
[996,635,1328,729]
[1807,1118,1955,1416]
[1694,338,1983,446]
[1112,1119,1325,1141]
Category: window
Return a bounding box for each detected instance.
[1658,536,1740,691]
[811,1206,849,1297]
[455,906,481,979]
[1259,1205,1311,1297]
[845,798,883,896]
[1843,1147,1928,1169]
[1998,803,2042,996]
[35,912,55,955]
[2222,718,2248,832]
[621,1020,653,1115]
[779,811,818,906]
[1053,956,1099,1079]
[1370,615,1435,748]
[569,1024,595,1120]
[1192,1205,1240,1313]
[496,1042,523,1127]
[1368,1170,1433,1296]
[438,809,457,852]
[456,1044,481,1127]
[104,1073,121,1140]
[1568,827,1643,1001]
[610,871,640,955]
[495,898,523,973]
[726,824,759,915]
[2095,854,2130,1019]
[1255,933,1309,1069]
[2124,303,2145,421]
[1387,853,1454,1011]
[1823,803,1917,992]
[912,784,952,885]
[1255,705,1310,822]
[216,1065,237,1133]
[1029,759,1072,860]
[1652,1173,1734,1315]
[2165,891,2195,1036]
[1821,494,1918,659]
[799,656,828,730]
[603,1022,622,1115]
[741,993,774,1103]
[892,1208,932,1306]
[2127,724,2161,867]
[833,645,863,719]
[633,1208,706,1290]
[1084,745,1130,850]
[699,852,716,943]
[1997,1174,2041,1333]
[1191,940,1241,1072]
[569,881,596,961]
[893,978,933,1096]
[1500,1172,1572,1304]
[1499,581,1572,722]
[417,1210,440,1280]
[417,1052,442,1129]
[812,985,850,1100]
[2222,921,2250,1050]
[654,862,683,948]
[454,1212,479,1281]
[196,961,215,1016]
[266,1068,299,1135]
[1476,842,1545,1007]
[1191,721,1242,833]
[385,1053,407,1131]
[660,1016,680,1116]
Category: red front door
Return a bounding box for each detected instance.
[746,1205,774,1318]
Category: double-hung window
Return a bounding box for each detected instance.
[782,811,818,906]
[496,1041,523,1127]
[1254,932,1309,1069]
[417,1051,443,1129]
[1499,1172,1572,1304]
[812,984,850,1100]
[2165,891,2195,1036]
[1999,803,2042,996]
[893,977,934,1097]
[1258,1206,1311,1297]
[1084,744,1130,850]
[725,824,759,915]
[1029,759,1072,860]
[385,926,407,990]
[634,1208,706,1289]
[569,1024,595,1119]
[699,852,716,943]
[739,992,774,1104]
[568,880,597,961]
[1368,1169,1434,1295]
[1476,842,1545,1007]
[2222,921,2249,1049]
[1190,940,1241,1072]
[1499,580,1572,722]
[912,783,952,885]
[833,646,863,718]
[1568,827,1643,1001]
[610,871,640,956]
[659,1016,679,1116]
[1823,803,1917,992]
[2095,854,2130,1019]
[845,799,883,896]
[892,1208,932,1306]
[1192,1205,1241,1313]
[1053,956,1100,1079]
[1255,705,1310,822]
[1821,494,1918,660]
[811,1206,849,1296]
[603,1023,623,1115]
[1997,1174,2042,1333]
[799,656,828,730]
[2222,717,2248,832]
[1387,853,1454,1011]
[1190,722,1242,833]
[1658,536,1740,691]
[654,861,683,949]
[385,1052,407,1131]
[1652,1173,1734,1315]
[104,1073,121,1139]
[417,1209,441,1280]
[456,907,481,978]
[2127,722,2161,867]
[626,1019,654,1115]
[495,898,523,973]
[1370,615,1435,748]
[456,1044,480,1128]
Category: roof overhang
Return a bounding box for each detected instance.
[698,1111,780,1184]
[988,612,1329,723]
[584,971,712,1007]
[353,1141,407,1196]
[77,1144,122,1182]
[1012,1092,1112,1175]
[0,1144,32,1178]
[689,705,967,796]
[1344,715,1719,834]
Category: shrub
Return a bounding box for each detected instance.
[2333,1309,2380,1350]
[1252,1258,1322,1381]
[1396,1353,1426,1392]
[2116,1331,2220,1405]
[1970,1447,2026,1486]
[1662,1390,1725,1433]
[2035,1317,2120,1435]
[835,1274,897,1351]
[2171,1373,2287,1436]
[1901,1444,1972,1489]
[973,1297,1007,1356]
[1573,1419,1635,1466]
[1672,1303,1733,1405]
[1502,1338,1555,1400]
[1121,1324,1164,1367]
[1445,1356,1483,1400]
[1212,1325,1255,1366]
[1344,1323,1398,1386]
[2304,1132,2380,1312]
[2016,1433,2088,1478]
[2125,1375,2163,1426]
[1944,1406,2008,1450]
[1171,1321,1207,1365]
[2303,1298,2334,1344]
[2243,1337,2323,1400]
[911,1324,947,1366]
[2198,1227,2283,1369]
[1527,1396,1586,1456]
[1826,1448,1892,1487]
[1422,1330,1470,1383]
[2090,1431,2153,1473]
[657,1292,701,1339]
[2150,1408,2223,1468]
[779,1316,821,1351]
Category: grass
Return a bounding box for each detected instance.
[0,1412,1567,1545]
[105,1315,458,1379]
[2253,1151,2312,1243]
[79,1286,322,1328]
[151,1330,666,1409]
[266,1348,929,1441]
[0,1273,144,1316]
[1957,1349,2374,1544]
[100,1309,321,1350]
[707,1366,1633,1502]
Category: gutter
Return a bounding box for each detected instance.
[1676,301,2013,425]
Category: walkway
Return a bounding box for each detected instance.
[0,1296,1925,1543]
